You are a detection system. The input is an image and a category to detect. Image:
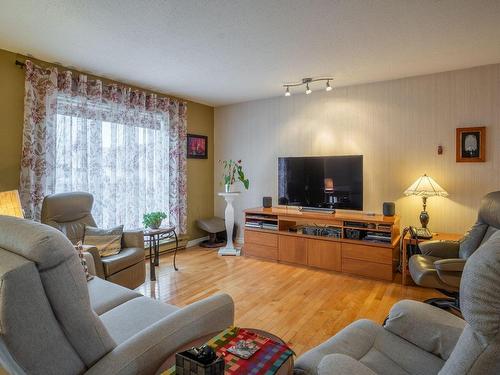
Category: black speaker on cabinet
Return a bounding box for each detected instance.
[383,202,395,216]
[263,196,272,208]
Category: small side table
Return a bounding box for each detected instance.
[401,231,462,285]
[144,227,179,281]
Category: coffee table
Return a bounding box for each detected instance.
[156,328,293,374]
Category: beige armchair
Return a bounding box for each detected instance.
[41,192,145,289]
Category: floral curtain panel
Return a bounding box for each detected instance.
[20,61,188,233]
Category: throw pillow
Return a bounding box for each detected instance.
[75,241,94,281]
[84,225,124,257]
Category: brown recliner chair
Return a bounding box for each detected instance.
[41,192,145,289]
[409,191,500,310]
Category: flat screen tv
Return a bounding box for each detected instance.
[278,155,363,211]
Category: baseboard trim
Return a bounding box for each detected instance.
[187,236,209,248]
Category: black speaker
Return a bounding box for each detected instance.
[383,202,395,216]
[263,196,272,208]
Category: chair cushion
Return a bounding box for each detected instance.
[101,247,144,276]
[84,225,123,257]
[87,277,142,315]
[295,319,444,375]
[99,296,179,344]
[408,255,459,291]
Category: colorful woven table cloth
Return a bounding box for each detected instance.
[163,327,294,375]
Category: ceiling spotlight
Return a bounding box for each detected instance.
[326,80,332,91]
[305,83,312,95]
[285,86,291,97]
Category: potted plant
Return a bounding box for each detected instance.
[219,159,250,192]
[143,212,167,229]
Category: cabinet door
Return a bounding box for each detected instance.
[307,239,341,271]
[278,236,307,265]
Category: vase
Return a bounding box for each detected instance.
[224,183,232,193]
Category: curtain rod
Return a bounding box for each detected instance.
[15,60,26,68]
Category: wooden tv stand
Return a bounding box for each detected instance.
[243,207,400,281]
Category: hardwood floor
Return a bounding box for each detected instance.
[137,247,442,356]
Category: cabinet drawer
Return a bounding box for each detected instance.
[245,230,278,247]
[307,239,341,271]
[279,236,307,265]
[243,243,278,260]
[342,243,393,264]
[342,258,393,281]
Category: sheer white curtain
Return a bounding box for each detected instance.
[51,95,169,229]
[20,61,188,232]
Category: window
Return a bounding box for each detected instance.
[51,94,170,229]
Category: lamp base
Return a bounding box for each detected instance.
[419,210,429,228]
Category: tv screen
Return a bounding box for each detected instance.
[278,155,363,210]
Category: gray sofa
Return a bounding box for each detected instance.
[0,215,234,375]
[295,230,500,374]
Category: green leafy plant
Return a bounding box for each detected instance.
[219,159,250,190]
[143,211,167,229]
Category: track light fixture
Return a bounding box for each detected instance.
[283,77,333,97]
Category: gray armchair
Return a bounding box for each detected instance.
[0,216,234,375]
[41,192,145,289]
[294,230,500,374]
[409,191,500,310]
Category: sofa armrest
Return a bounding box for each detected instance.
[82,245,105,278]
[419,240,460,258]
[384,300,465,360]
[82,252,96,276]
[85,293,234,375]
[316,354,377,375]
[122,230,144,250]
[434,258,466,272]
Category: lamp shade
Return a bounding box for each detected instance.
[0,190,24,218]
[404,174,448,197]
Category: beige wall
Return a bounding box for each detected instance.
[214,63,500,239]
[0,48,213,240]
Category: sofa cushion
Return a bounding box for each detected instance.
[88,277,142,315]
[295,319,444,375]
[101,247,144,276]
[100,296,179,344]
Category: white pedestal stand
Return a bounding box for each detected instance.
[217,192,241,256]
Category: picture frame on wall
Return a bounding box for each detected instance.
[456,126,485,162]
[187,134,208,159]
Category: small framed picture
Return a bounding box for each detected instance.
[187,134,208,159]
[456,126,485,162]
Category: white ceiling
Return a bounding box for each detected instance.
[1,0,500,106]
